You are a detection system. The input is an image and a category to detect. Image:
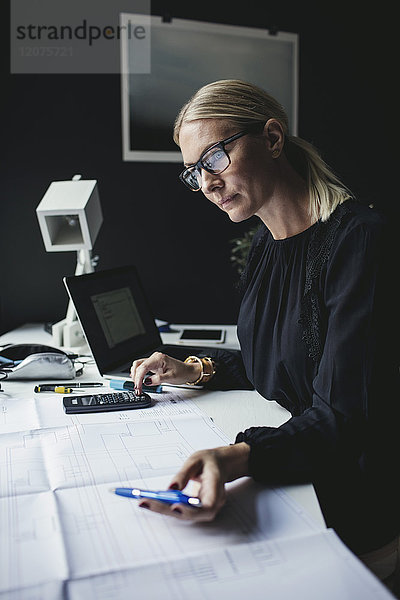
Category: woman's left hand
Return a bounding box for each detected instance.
[137,443,250,522]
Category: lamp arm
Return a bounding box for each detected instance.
[65,249,94,324]
[76,249,94,275]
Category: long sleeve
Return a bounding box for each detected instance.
[199,348,253,390]
[236,215,398,483]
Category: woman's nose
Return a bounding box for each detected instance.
[201,169,224,194]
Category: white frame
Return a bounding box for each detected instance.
[120,15,299,162]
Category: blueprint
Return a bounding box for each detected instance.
[0,387,393,599]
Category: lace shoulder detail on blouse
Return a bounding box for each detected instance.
[299,202,352,362]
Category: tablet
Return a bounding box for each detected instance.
[178,329,225,344]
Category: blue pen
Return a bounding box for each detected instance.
[109,379,162,393]
[112,487,202,507]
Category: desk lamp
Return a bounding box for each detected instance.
[36,175,103,349]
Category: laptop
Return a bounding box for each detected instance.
[63,264,204,380]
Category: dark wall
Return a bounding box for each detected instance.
[1,2,395,334]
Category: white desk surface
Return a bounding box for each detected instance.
[1,328,394,600]
[0,322,325,528]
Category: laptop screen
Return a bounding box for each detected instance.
[64,265,163,373]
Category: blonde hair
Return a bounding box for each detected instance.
[173,79,352,222]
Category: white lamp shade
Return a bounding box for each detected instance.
[36,179,103,252]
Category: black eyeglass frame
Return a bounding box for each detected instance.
[179,130,248,192]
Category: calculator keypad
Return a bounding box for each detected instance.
[63,391,152,413]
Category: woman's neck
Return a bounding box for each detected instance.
[256,162,315,240]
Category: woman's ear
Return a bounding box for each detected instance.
[263,119,284,157]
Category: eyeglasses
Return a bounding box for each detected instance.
[179,131,248,192]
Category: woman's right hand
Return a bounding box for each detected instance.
[130,352,201,393]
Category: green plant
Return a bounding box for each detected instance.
[230,226,258,275]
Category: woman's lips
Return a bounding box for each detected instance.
[218,194,236,208]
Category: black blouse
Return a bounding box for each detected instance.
[204,200,400,554]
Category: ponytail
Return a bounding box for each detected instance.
[285,136,352,222]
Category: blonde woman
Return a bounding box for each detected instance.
[131,80,399,593]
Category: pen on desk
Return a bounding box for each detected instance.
[34,383,104,393]
[34,385,73,393]
[109,379,162,393]
[112,487,202,507]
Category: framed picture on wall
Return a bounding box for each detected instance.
[120,15,298,162]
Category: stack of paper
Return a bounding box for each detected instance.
[0,389,394,599]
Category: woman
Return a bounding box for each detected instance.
[131,80,400,591]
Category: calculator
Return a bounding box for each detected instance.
[63,391,152,414]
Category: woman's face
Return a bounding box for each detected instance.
[178,118,279,223]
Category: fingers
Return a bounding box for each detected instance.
[130,358,146,393]
[130,352,195,393]
[130,352,168,393]
[139,449,227,522]
[168,453,204,491]
[138,499,222,522]
[196,456,226,510]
